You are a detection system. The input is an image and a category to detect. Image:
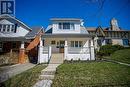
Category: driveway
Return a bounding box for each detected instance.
[0,63,36,83]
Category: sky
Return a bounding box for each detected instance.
[15,0,130,30]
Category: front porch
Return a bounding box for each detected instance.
[38,34,95,63]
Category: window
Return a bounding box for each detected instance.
[123,39,129,46]
[70,41,74,47]
[79,41,83,47]
[11,25,15,32]
[71,41,83,47]
[51,40,55,45]
[59,23,62,29]
[63,23,70,29]
[75,41,78,47]
[59,23,75,30]
[0,24,16,32]
[7,25,10,32]
[3,25,6,31]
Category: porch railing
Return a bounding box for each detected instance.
[68,47,90,54]
[42,47,49,54]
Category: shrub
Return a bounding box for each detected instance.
[97,44,124,56]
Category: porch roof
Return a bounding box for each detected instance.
[0,37,27,41]
[42,34,94,38]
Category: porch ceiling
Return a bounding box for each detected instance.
[0,37,27,41]
[42,34,94,38]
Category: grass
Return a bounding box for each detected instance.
[1,64,46,87]
[52,62,130,87]
[110,49,130,64]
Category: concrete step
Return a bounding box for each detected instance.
[39,75,54,80]
[41,70,56,75]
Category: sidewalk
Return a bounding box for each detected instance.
[0,63,36,83]
[103,59,130,66]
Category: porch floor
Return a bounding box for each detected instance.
[49,53,64,64]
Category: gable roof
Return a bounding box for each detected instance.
[96,26,106,36]
[0,14,31,31]
[25,26,44,39]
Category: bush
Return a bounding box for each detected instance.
[97,44,124,56]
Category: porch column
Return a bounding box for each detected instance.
[48,46,52,61]
[64,40,68,60]
[90,39,95,60]
[19,41,25,64]
[38,37,43,63]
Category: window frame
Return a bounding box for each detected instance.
[70,41,83,47]
[58,22,75,30]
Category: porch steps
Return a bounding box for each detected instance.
[49,53,64,64]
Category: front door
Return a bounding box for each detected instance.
[59,40,65,53]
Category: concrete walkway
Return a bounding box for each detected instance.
[103,59,130,66]
[0,63,36,83]
[33,53,63,87]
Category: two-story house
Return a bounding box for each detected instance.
[87,18,130,50]
[38,18,95,63]
[0,14,43,64]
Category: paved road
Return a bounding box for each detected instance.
[0,63,36,83]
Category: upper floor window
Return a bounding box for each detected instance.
[0,24,16,33]
[59,23,75,30]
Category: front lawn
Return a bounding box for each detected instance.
[52,62,130,87]
[1,64,46,87]
[110,49,130,64]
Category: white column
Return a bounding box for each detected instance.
[38,37,43,64]
[64,39,68,60]
[20,41,24,49]
[90,39,95,60]
[48,46,52,61]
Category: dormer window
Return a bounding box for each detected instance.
[0,24,16,33]
[59,23,75,30]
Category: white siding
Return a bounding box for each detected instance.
[52,21,81,34]
[0,19,29,37]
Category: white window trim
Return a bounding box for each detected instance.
[70,41,83,48]
[58,23,75,30]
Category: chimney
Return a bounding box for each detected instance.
[110,18,120,31]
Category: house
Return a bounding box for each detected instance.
[0,14,43,64]
[87,18,130,50]
[38,18,95,63]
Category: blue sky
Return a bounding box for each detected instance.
[15,0,130,30]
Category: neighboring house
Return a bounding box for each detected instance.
[0,14,43,64]
[87,18,130,50]
[38,18,95,63]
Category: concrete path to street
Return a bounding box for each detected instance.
[0,63,36,83]
[33,53,63,87]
